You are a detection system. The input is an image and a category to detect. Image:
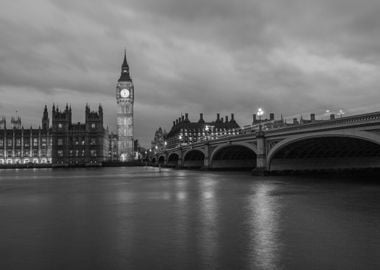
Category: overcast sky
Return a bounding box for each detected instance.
[1,0,380,146]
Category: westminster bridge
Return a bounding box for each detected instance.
[151,111,380,174]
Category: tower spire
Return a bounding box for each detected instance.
[119,49,131,82]
[122,48,128,68]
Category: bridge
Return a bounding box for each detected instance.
[151,111,380,174]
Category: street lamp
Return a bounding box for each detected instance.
[257,108,264,131]
[338,109,345,118]
[205,125,210,140]
[257,108,264,121]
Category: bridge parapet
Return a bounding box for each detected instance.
[157,111,380,174]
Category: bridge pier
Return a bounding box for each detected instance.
[202,144,210,170]
[252,131,269,175]
[178,150,184,169]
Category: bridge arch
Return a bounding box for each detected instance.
[158,155,165,165]
[167,153,180,167]
[267,131,380,171]
[210,142,257,169]
[183,149,205,168]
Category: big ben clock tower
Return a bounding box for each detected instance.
[116,50,134,161]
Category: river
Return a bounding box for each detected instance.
[0,167,379,269]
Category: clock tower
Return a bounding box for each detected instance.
[116,50,134,161]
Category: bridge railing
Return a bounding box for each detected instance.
[163,111,380,152]
[265,111,380,135]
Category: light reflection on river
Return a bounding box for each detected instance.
[247,184,279,269]
[0,167,379,270]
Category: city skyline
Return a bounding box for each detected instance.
[1,0,380,147]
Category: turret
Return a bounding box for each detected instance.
[42,105,49,130]
[198,113,205,124]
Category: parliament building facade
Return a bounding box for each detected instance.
[0,52,136,167]
[0,105,108,167]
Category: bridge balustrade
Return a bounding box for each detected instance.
[158,111,380,174]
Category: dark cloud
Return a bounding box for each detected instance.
[1,0,380,146]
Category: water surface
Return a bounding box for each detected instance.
[0,167,379,269]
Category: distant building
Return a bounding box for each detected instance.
[108,132,119,161]
[151,127,167,151]
[0,106,52,165]
[166,113,240,149]
[51,104,108,167]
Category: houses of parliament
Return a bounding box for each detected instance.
[0,52,135,167]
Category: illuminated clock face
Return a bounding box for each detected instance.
[120,88,130,98]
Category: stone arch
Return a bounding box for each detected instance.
[167,153,180,167]
[267,131,380,171]
[210,142,257,161]
[210,142,257,169]
[168,153,180,161]
[158,155,165,165]
[183,149,205,168]
[183,148,206,160]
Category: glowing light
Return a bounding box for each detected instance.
[257,108,264,117]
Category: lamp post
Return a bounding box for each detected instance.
[257,107,264,131]
[205,125,209,140]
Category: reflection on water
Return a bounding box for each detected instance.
[0,167,379,270]
[199,176,218,269]
[249,183,281,269]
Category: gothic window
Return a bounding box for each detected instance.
[81,150,85,156]
[58,150,63,157]
[81,138,85,145]
[75,150,79,157]
[7,139,12,147]
[33,138,38,146]
[41,138,47,147]
[69,150,73,157]
[16,139,21,146]
[57,138,63,146]
[33,150,38,157]
[91,123,96,129]
[58,123,62,129]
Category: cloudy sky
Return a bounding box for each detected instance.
[1,0,380,146]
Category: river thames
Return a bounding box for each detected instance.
[0,167,379,270]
